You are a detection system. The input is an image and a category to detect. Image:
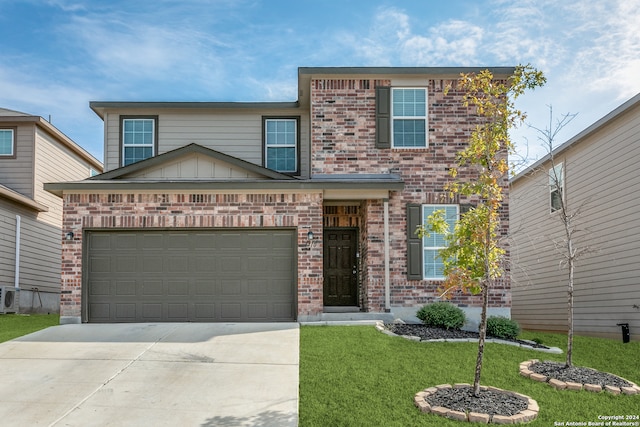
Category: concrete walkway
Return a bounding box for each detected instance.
[0,323,299,426]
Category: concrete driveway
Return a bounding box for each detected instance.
[0,323,299,426]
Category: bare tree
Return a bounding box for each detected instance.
[529,106,594,367]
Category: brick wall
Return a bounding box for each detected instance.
[60,192,324,319]
[311,78,511,310]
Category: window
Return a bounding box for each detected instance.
[0,128,15,156]
[392,88,427,148]
[264,118,298,174]
[422,204,458,280]
[121,117,157,166]
[549,162,564,213]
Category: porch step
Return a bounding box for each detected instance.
[300,312,395,325]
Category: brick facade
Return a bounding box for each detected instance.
[57,69,513,323]
[60,192,324,319]
[311,78,510,310]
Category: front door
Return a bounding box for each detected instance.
[323,228,358,306]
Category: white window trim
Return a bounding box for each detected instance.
[122,118,156,166]
[264,118,298,173]
[422,204,459,280]
[549,162,564,213]
[391,87,428,149]
[0,128,15,156]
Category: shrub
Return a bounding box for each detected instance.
[486,316,521,340]
[416,302,466,330]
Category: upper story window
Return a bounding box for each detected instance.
[0,128,16,157]
[392,88,427,148]
[422,204,458,280]
[264,117,298,174]
[121,117,157,166]
[549,162,564,213]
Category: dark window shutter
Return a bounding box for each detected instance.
[407,204,423,280]
[460,203,473,214]
[376,86,391,149]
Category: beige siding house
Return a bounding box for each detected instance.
[0,108,103,313]
[510,93,640,341]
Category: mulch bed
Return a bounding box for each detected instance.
[385,323,549,349]
[529,361,633,388]
[400,323,638,422]
[424,386,528,416]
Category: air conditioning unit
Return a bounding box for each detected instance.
[0,287,18,314]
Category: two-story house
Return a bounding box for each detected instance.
[0,108,102,314]
[45,67,514,325]
[510,92,640,340]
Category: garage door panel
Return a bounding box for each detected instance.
[90,280,111,296]
[116,256,137,273]
[220,233,243,250]
[142,280,163,296]
[168,256,189,273]
[142,304,162,320]
[248,303,268,320]
[194,304,215,319]
[167,304,188,320]
[116,303,137,320]
[90,303,110,320]
[247,279,268,296]
[220,303,242,320]
[114,234,137,250]
[168,280,189,296]
[142,234,163,248]
[86,229,295,322]
[194,279,215,296]
[143,257,163,273]
[194,256,216,272]
[115,280,136,296]
[89,233,111,250]
[89,256,111,273]
[248,256,268,271]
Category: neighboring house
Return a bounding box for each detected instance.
[45,67,514,325]
[510,93,640,340]
[0,108,103,314]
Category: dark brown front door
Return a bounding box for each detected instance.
[323,228,358,306]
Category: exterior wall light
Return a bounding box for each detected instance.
[65,231,74,241]
[307,230,314,241]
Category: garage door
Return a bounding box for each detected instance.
[85,229,296,322]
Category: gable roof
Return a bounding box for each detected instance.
[0,184,48,211]
[92,143,297,181]
[0,108,103,171]
[511,92,640,184]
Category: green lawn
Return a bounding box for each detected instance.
[0,313,59,343]
[300,326,640,426]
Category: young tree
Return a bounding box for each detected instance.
[418,65,545,397]
[529,106,590,367]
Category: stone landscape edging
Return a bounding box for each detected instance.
[520,359,640,395]
[414,384,539,424]
[376,321,563,354]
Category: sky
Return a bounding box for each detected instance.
[1,0,639,165]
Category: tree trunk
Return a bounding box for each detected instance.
[473,284,489,397]
[566,258,574,367]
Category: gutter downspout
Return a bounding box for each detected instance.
[384,199,390,311]
[15,215,21,290]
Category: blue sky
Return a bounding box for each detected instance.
[1,0,639,164]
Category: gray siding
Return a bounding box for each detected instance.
[0,198,60,294]
[511,103,640,340]
[0,123,35,197]
[0,123,99,301]
[103,109,310,177]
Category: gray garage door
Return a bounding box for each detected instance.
[85,229,296,322]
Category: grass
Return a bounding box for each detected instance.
[0,313,59,343]
[300,326,640,426]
